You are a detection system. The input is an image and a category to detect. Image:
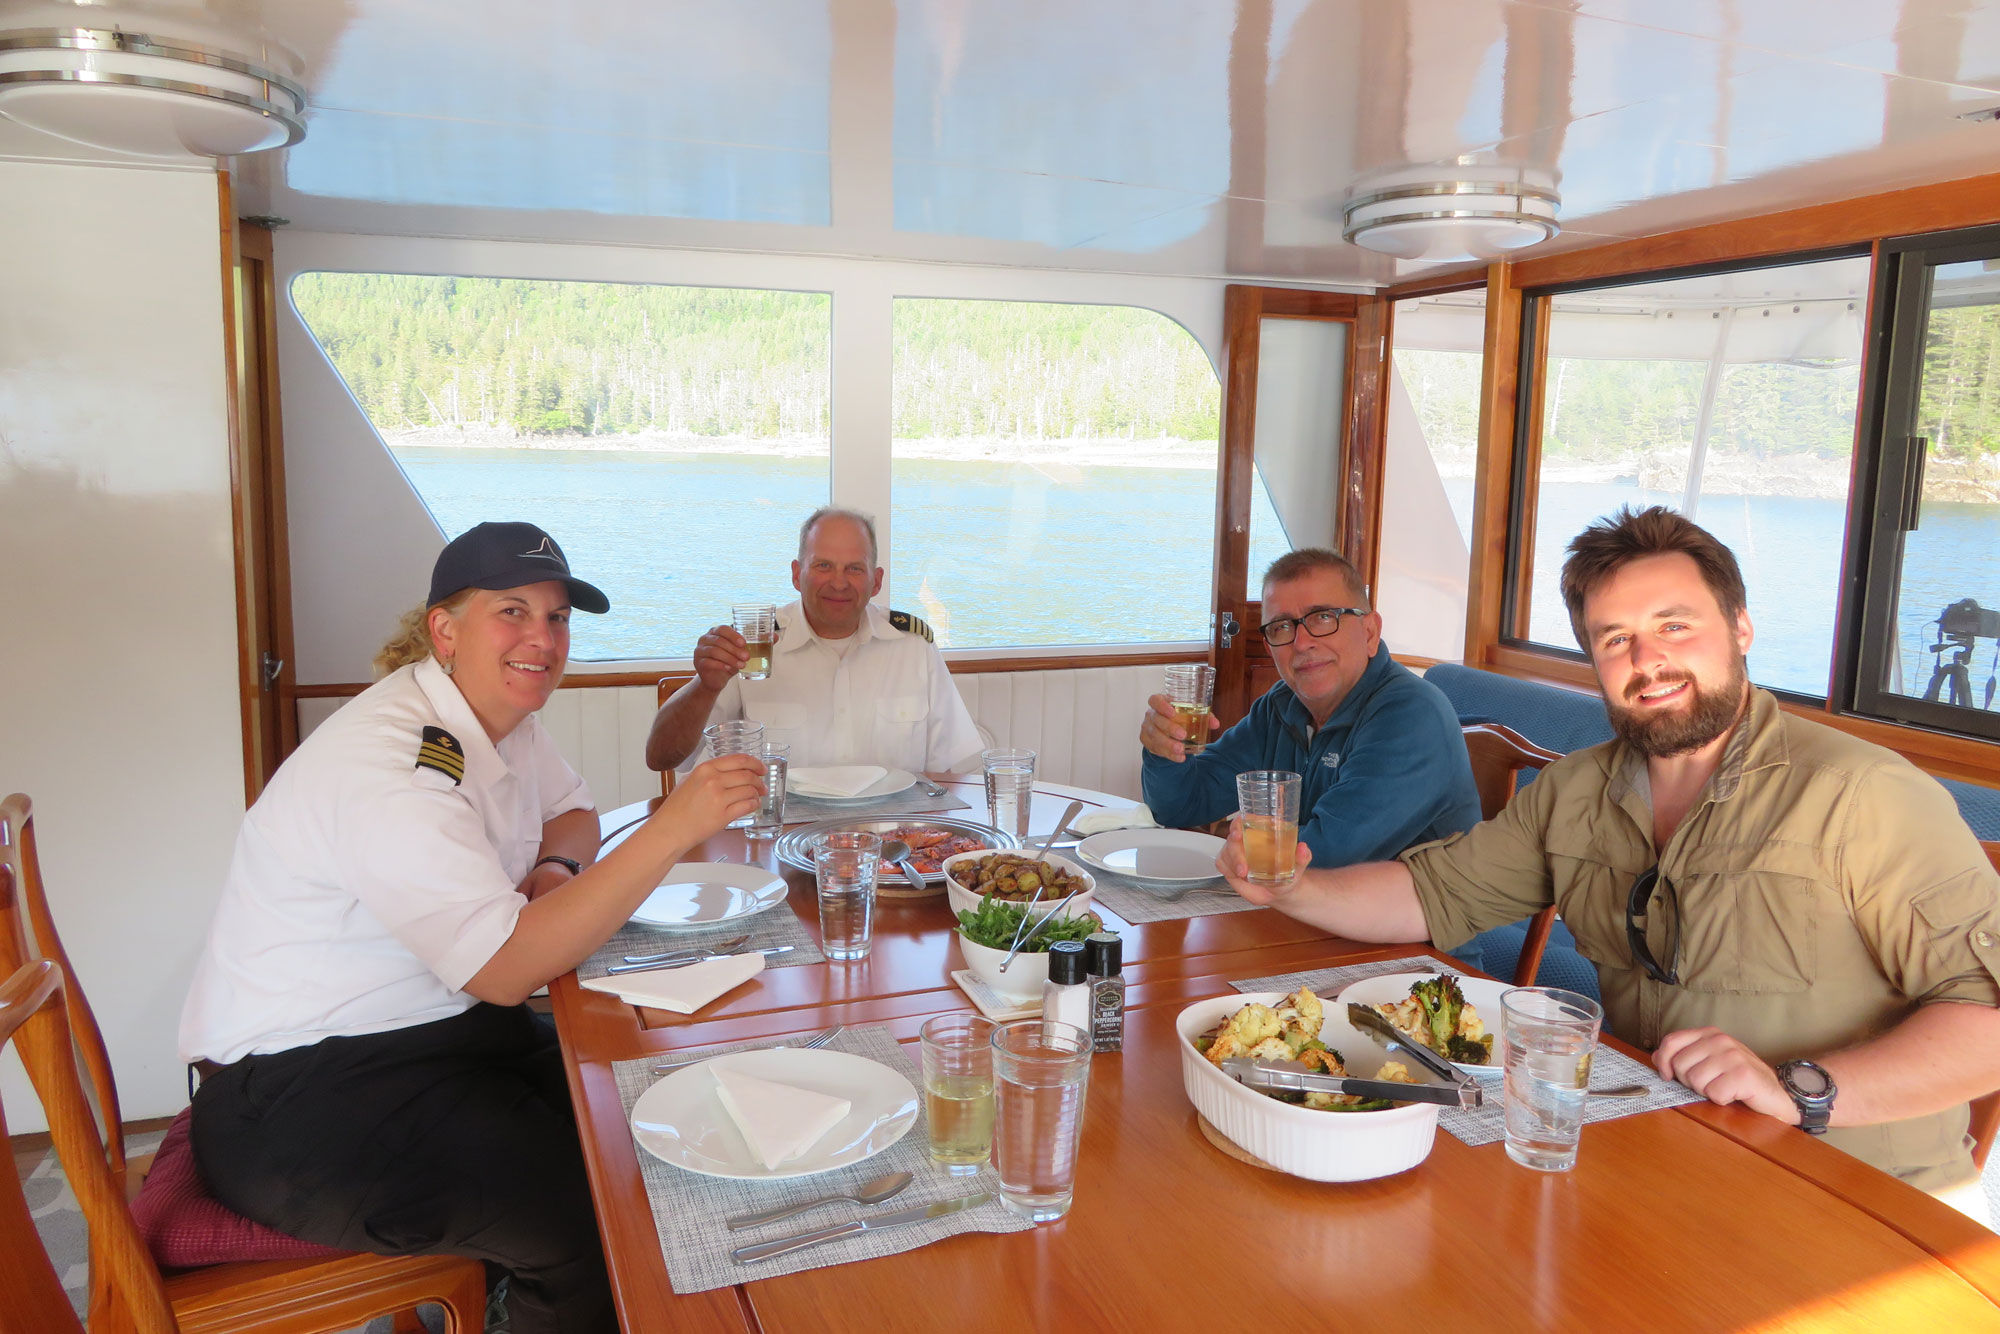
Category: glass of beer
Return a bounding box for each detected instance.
[920,1014,995,1173]
[732,603,777,680]
[1235,770,1301,885]
[1163,663,1216,756]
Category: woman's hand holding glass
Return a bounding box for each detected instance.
[657,752,766,842]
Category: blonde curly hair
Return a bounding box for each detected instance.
[372,589,474,679]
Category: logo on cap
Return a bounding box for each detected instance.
[519,537,568,569]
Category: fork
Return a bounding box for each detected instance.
[916,776,949,798]
[651,1025,842,1074]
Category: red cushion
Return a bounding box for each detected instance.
[130,1107,347,1268]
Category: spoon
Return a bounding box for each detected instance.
[1587,1084,1648,1099]
[878,838,928,892]
[1029,799,1086,863]
[724,1170,916,1230]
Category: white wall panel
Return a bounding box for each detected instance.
[0,161,242,1128]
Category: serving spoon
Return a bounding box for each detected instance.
[878,839,929,891]
[724,1169,916,1230]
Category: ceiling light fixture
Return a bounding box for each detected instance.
[1342,162,1560,264]
[0,26,305,160]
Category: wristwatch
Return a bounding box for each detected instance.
[1776,1059,1837,1134]
[534,855,582,876]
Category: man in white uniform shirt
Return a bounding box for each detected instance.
[646,507,983,773]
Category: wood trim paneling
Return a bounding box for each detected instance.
[243,225,297,762]
[1508,294,1552,638]
[1511,172,2000,291]
[1463,262,1524,667]
[1383,268,1490,301]
[218,175,257,804]
[1254,288,1361,318]
[1214,285,1263,721]
[1349,293,1391,598]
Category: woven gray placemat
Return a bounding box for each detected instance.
[579,902,822,981]
[612,1024,1033,1294]
[1230,954,1703,1146]
[1088,865,1259,924]
[779,786,970,823]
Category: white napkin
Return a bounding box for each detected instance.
[1073,804,1159,835]
[787,765,888,798]
[579,952,764,1013]
[712,1066,852,1171]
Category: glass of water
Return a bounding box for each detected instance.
[981,748,1036,839]
[990,1018,1091,1223]
[812,830,879,962]
[703,721,765,828]
[1500,986,1603,1172]
[746,742,788,839]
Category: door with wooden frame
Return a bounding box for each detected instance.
[221,196,297,801]
[1212,285,1376,724]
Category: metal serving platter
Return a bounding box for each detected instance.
[775,816,1019,886]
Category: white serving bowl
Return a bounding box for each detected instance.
[1177,992,1440,1182]
[954,907,1097,1002]
[941,849,1096,923]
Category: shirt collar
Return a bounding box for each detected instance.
[1604,684,1786,812]
[411,656,509,784]
[1274,639,1395,740]
[776,599,887,654]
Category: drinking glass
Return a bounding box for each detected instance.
[812,831,880,962]
[990,1019,1091,1223]
[1163,663,1216,756]
[982,748,1037,839]
[732,603,777,680]
[920,1014,996,1173]
[704,721,766,829]
[746,742,788,839]
[1235,770,1302,885]
[1500,987,1604,1172]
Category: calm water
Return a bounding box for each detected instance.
[397,447,1997,710]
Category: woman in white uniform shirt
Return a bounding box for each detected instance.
[181,522,762,1334]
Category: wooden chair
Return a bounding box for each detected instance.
[1459,724,1563,986]
[0,795,487,1334]
[656,675,687,797]
[1973,840,2000,1170]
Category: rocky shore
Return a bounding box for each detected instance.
[385,426,1217,469]
[1432,446,2000,504]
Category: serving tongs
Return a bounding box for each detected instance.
[1220,1057,1484,1109]
[1345,1003,1483,1093]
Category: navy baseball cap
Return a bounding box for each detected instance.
[427,522,611,614]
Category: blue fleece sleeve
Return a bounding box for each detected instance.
[1298,689,1480,868]
[1139,698,1274,829]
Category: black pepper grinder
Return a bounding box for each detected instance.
[1084,932,1125,1052]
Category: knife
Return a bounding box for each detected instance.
[1221,1057,1484,1109]
[605,945,794,975]
[730,1191,994,1263]
[1345,1003,1473,1086]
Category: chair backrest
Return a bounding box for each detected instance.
[1460,726,1564,987]
[0,795,126,1181]
[0,916,177,1333]
[656,677,687,798]
[1460,723,1563,823]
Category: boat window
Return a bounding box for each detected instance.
[1849,231,2000,743]
[290,273,831,662]
[1243,316,1346,600]
[887,298,1224,648]
[1379,291,1486,660]
[1509,255,1871,700]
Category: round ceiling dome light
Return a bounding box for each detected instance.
[0,26,305,160]
[1342,162,1559,264]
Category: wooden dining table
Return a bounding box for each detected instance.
[551,779,2000,1332]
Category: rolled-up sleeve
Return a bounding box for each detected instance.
[1402,769,1561,950]
[1842,761,2000,1009]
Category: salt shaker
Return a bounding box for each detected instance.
[1042,940,1090,1032]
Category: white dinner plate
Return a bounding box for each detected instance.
[630,1048,920,1179]
[627,863,790,931]
[1075,828,1226,884]
[788,767,919,802]
[1335,970,1509,1079]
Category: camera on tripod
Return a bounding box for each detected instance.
[1937,598,2000,644]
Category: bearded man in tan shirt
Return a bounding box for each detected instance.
[1219,505,2000,1200]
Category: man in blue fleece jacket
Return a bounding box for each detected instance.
[1141,549,1481,864]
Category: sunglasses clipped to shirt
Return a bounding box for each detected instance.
[1625,864,1682,986]
[1259,606,1367,646]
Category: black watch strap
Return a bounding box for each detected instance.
[534,855,583,876]
[1777,1059,1836,1134]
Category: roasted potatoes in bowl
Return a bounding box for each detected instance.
[941,850,1095,923]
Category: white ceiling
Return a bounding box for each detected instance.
[5,0,2000,286]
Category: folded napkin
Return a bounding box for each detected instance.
[580,953,763,1013]
[712,1067,852,1171]
[787,765,888,798]
[1072,804,1159,836]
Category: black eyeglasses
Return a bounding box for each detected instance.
[1260,606,1366,647]
[1625,865,1681,986]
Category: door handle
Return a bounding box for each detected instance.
[1216,611,1241,650]
[261,653,284,689]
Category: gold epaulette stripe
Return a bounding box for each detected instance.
[417,745,466,778]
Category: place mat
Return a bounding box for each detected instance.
[1230,955,1704,1147]
[611,1025,1033,1294]
[1087,865,1260,924]
[778,786,970,824]
[578,902,822,982]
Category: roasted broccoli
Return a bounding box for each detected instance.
[1408,975,1497,1064]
